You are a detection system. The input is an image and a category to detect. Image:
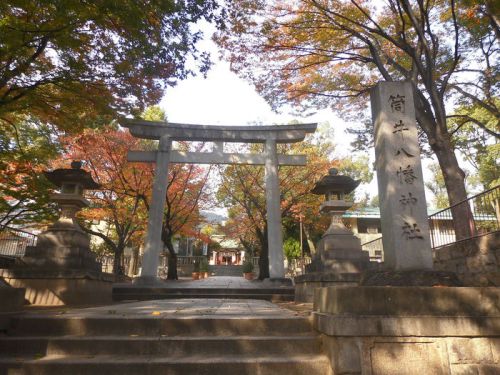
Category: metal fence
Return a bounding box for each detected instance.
[428,185,500,248]
[286,257,312,277]
[98,255,133,274]
[176,255,207,265]
[362,185,500,253]
[0,227,37,258]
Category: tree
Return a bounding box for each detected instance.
[216,138,370,278]
[0,115,60,229]
[139,107,213,280]
[283,237,301,260]
[62,126,151,275]
[160,160,213,280]
[450,102,500,189]
[64,103,213,278]
[0,0,224,132]
[425,162,450,209]
[216,0,499,239]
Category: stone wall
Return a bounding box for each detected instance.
[433,231,500,286]
[313,286,500,375]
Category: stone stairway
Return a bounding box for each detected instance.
[209,265,244,276]
[0,301,332,375]
[112,285,295,302]
[112,276,295,302]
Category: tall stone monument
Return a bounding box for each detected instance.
[371,81,433,270]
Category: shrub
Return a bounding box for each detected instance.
[192,260,200,273]
[199,257,209,272]
[242,259,254,273]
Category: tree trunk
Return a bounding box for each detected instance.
[257,228,269,280]
[303,225,316,255]
[112,246,124,276]
[164,236,178,280]
[128,246,140,277]
[432,136,475,240]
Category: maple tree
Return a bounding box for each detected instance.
[139,108,213,280]
[159,159,213,280]
[216,138,369,278]
[0,0,224,132]
[63,123,213,277]
[62,126,151,275]
[0,115,60,229]
[216,0,499,239]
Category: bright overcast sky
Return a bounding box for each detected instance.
[159,27,363,163]
[156,26,449,204]
[160,21,354,133]
[160,59,356,146]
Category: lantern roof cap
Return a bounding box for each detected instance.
[311,168,360,195]
[44,161,100,189]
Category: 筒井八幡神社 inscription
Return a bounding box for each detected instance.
[120,121,317,283]
[371,82,433,270]
[400,192,417,209]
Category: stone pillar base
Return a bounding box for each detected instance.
[0,283,25,312]
[314,286,500,375]
[0,269,115,306]
[360,269,462,286]
[294,272,360,302]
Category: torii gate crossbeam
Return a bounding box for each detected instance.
[121,120,317,283]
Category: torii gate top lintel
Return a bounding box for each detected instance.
[120,119,317,143]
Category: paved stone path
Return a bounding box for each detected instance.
[25,298,298,318]
[137,275,293,289]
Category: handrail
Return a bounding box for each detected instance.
[428,184,499,217]
[0,226,38,257]
[364,185,500,251]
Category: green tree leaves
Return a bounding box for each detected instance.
[0,0,223,131]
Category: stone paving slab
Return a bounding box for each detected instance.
[20,299,298,318]
[115,276,294,290]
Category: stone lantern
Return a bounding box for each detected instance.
[0,161,115,306]
[311,168,360,237]
[44,160,99,230]
[19,161,101,272]
[294,168,371,302]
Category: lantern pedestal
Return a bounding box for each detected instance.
[306,200,370,274]
[0,162,114,306]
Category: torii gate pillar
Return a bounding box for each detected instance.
[265,139,285,278]
[140,135,171,282]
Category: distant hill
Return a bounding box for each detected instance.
[200,210,228,224]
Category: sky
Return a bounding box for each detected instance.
[159,57,381,198]
[159,21,355,141]
[155,25,444,207]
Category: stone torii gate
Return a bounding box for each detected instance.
[121,120,317,283]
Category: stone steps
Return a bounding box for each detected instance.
[112,286,295,302]
[8,317,311,336]
[210,265,244,276]
[1,354,331,375]
[115,293,295,301]
[0,335,321,356]
[0,313,332,375]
